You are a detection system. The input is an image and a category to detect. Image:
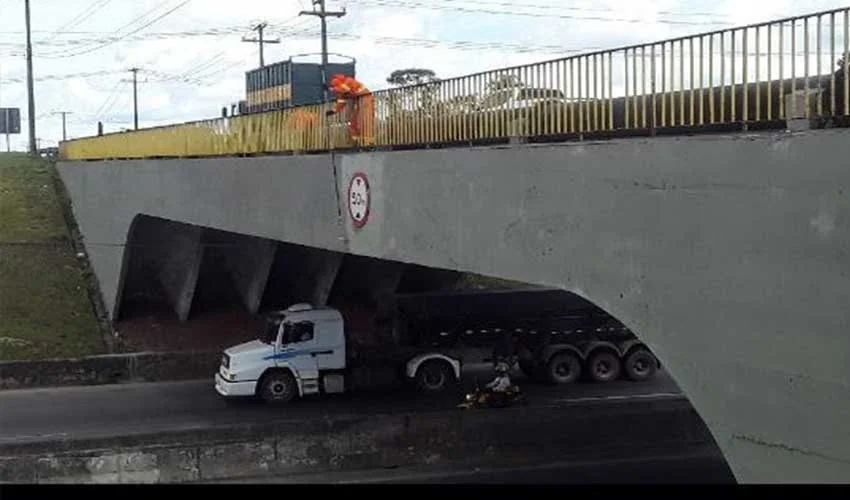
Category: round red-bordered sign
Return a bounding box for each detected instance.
[347,172,370,228]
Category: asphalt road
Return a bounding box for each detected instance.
[0,365,682,445]
[211,448,735,484]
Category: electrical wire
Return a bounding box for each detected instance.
[0,69,124,84]
[190,59,247,84]
[160,51,227,82]
[348,0,735,26]
[426,0,730,19]
[39,0,176,57]
[92,79,126,119]
[42,0,193,59]
[46,0,115,38]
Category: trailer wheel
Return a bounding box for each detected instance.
[259,370,297,404]
[587,351,621,383]
[545,352,582,385]
[624,348,658,382]
[415,360,454,394]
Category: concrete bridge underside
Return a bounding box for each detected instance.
[58,128,850,483]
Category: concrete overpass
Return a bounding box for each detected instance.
[54,7,850,483]
[58,126,850,483]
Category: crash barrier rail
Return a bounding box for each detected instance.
[60,7,850,160]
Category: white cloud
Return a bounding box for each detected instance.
[0,0,847,151]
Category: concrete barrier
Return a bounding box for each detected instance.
[0,350,219,390]
[0,398,719,483]
[0,351,425,392]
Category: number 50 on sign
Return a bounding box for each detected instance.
[347,172,370,228]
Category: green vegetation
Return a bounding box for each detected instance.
[0,153,104,360]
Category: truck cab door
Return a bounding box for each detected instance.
[277,321,320,393]
[313,317,346,371]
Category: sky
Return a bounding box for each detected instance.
[0,0,848,150]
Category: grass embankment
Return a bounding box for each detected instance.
[0,153,103,360]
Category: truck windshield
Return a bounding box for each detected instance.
[261,320,280,344]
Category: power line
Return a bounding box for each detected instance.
[0,69,124,84]
[329,32,602,54]
[428,0,730,19]
[160,51,227,82]
[46,0,114,38]
[20,13,309,54]
[0,37,833,88]
[94,79,126,119]
[190,59,247,84]
[39,0,176,57]
[350,0,735,26]
[42,0,193,59]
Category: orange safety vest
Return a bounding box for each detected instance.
[328,74,375,145]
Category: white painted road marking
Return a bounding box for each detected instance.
[0,432,68,443]
[552,392,684,404]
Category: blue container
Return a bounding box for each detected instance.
[243,57,356,114]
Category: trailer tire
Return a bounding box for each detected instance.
[415,360,454,394]
[259,370,297,404]
[587,350,621,383]
[624,348,658,382]
[545,352,582,385]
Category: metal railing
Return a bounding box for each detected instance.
[60,7,850,161]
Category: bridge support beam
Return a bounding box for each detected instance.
[368,261,405,309]
[216,233,276,314]
[311,254,343,307]
[332,256,405,309]
[271,244,342,308]
[156,221,204,322]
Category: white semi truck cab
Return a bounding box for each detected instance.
[215,303,462,403]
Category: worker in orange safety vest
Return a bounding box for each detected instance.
[326,74,375,146]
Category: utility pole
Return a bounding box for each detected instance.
[241,22,280,67]
[119,69,145,130]
[0,62,7,152]
[130,68,139,130]
[53,111,72,141]
[299,0,346,101]
[24,0,37,155]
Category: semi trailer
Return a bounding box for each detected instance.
[214,289,659,404]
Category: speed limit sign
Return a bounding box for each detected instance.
[347,172,370,228]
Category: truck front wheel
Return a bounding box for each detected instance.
[415,360,455,394]
[259,370,298,403]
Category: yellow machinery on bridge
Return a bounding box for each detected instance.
[60,7,850,161]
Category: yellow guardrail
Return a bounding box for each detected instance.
[61,7,850,161]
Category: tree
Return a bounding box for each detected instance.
[386,68,439,87]
[386,68,442,115]
[486,74,524,92]
[478,74,526,110]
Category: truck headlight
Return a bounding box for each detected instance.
[221,353,230,369]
